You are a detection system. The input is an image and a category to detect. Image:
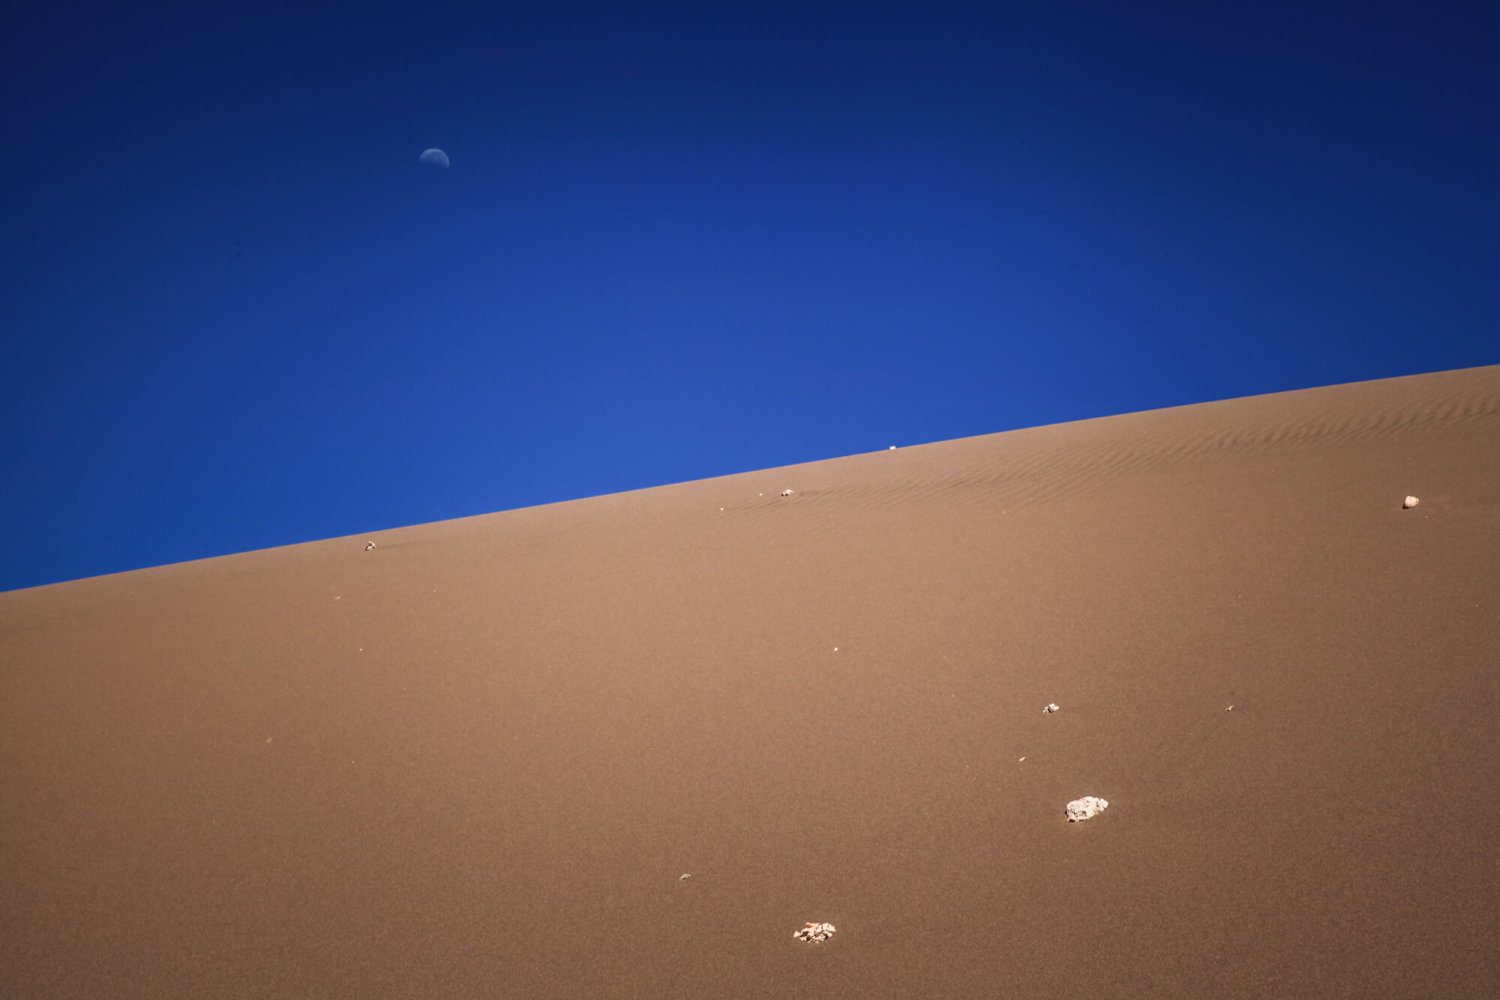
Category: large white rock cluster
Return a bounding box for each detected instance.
[1065,796,1109,822]
[793,922,837,943]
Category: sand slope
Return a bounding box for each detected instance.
[4,366,1498,998]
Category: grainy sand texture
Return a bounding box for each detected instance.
[4,366,1498,998]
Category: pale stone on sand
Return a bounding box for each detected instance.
[1066,796,1109,821]
[1403,495,1420,508]
[794,922,837,943]
[1043,703,1060,713]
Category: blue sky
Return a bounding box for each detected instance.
[3,0,1496,592]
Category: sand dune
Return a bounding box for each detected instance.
[3,365,1498,998]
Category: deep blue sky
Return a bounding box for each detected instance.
[3,1,1496,592]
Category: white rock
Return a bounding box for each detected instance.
[1043,703,1060,714]
[1066,796,1109,822]
[781,489,794,497]
[793,921,836,943]
[364,540,377,551]
[1403,495,1420,509]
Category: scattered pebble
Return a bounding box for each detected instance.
[781,489,794,497]
[365,541,376,551]
[1403,495,1420,509]
[1066,796,1109,822]
[679,873,692,881]
[794,922,837,943]
[1043,703,1060,714]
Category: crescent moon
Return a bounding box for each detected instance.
[419,148,450,168]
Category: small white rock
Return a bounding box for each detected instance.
[364,540,377,551]
[1403,495,1420,509]
[781,489,794,497]
[679,873,692,880]
[1043,703,1060,714]
[1065,796,1109,822]
[793,921,837,943]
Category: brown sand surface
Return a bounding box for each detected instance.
[4,366,1498,998]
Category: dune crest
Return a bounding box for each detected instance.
[3,366,1498,999]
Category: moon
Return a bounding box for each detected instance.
[419,148,450,168]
